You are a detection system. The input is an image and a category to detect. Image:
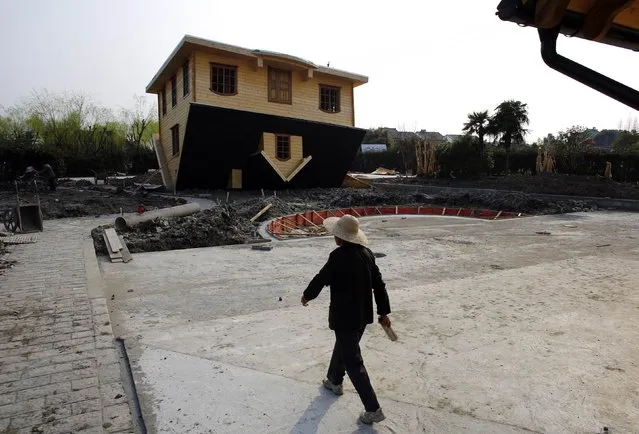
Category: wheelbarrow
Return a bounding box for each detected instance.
[2,180,43,233]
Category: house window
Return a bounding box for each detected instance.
[268,68,292,104]
[171,75,177,107]
[161,89,167,116]
[171,124,179,156]
[210,63,237,95]
[276,135,290,160]
[182,60,190,97]
[320,85,340,113]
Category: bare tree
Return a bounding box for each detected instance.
[120,95,158,149]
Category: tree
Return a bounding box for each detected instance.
[552,126,591,173]
[612,130,639,154]
[120,95,158,149]
[462,110,490,155]
[488,100,529,173]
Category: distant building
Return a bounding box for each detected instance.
[417,131,446,142]
[360,143,388,153]
[444,134,464,143]
[591,129,621,151]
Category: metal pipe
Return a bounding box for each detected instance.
[539,27,639,111]
[115,202,201,230]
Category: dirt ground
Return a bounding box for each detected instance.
[387,174,639,199]
[91,187,599,254]
[0,183,185,220]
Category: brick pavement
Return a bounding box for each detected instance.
[0,220,134,433]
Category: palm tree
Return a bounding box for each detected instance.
[462,111,490,153]
[488,100,529,172]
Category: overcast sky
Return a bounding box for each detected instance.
[1,0,637,140]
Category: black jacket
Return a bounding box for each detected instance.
[303,243,391,331]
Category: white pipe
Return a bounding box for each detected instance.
[115,203,201,230]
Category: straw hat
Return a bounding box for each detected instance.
[323,214,368,246]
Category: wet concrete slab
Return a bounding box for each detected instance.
[101,213,639,433]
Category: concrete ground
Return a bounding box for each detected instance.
[101,212,639,433]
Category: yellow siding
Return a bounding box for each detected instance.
[262,133,304,178]
[194,52,354,127]
[159,56,194,188]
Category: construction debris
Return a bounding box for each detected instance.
[103,228,132,263]
[371,167,397,176]
[2,234,38,245]
[342,174,372,189]
[115,203,201,230]
[251,245,273,251]
[89,187,600,254]
[250,203,273,223]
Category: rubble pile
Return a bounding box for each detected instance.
[431,190,598,214]
[92,205,256,254]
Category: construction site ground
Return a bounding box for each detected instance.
[90,186,601,254]
[100,211,638,433]
[0,183,184,220]
[1,181,638,433]
[384,174,639,200]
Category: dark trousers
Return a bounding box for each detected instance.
[326,326,380,412]
[47,178,56,191]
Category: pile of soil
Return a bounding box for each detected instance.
[92,205,256,254]
[0,187,186,219]
[91,206,257,254]
[235,188,595,217]
[130,171,163,185]
[431,190,598,214]
[384,174,639,200]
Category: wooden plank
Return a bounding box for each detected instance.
[118,236,132,263]
[250,203,273,222]
[286,155,313,182]
[104,228,122,252]
[312,211,325,223]
[103,234,123,261]
[299,213,319,228]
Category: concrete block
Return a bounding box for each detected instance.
[44,410,102,433]
[102,403,133,432]
[0,397,45,418]
[46,386,99,406]
[15,375,51,390]
[71,377,98,391]
[99,382,127,407]
[7,410,42,429]
[0,392,15,406]
[22,363,73,379]
[50,367,97,384]
[16,382,72,401]
[71,398,101,416]
[98,363,123,384]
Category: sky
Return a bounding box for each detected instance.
[1,0,638,141]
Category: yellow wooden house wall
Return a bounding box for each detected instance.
[193,51,355,127]
[158,55,194,189]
